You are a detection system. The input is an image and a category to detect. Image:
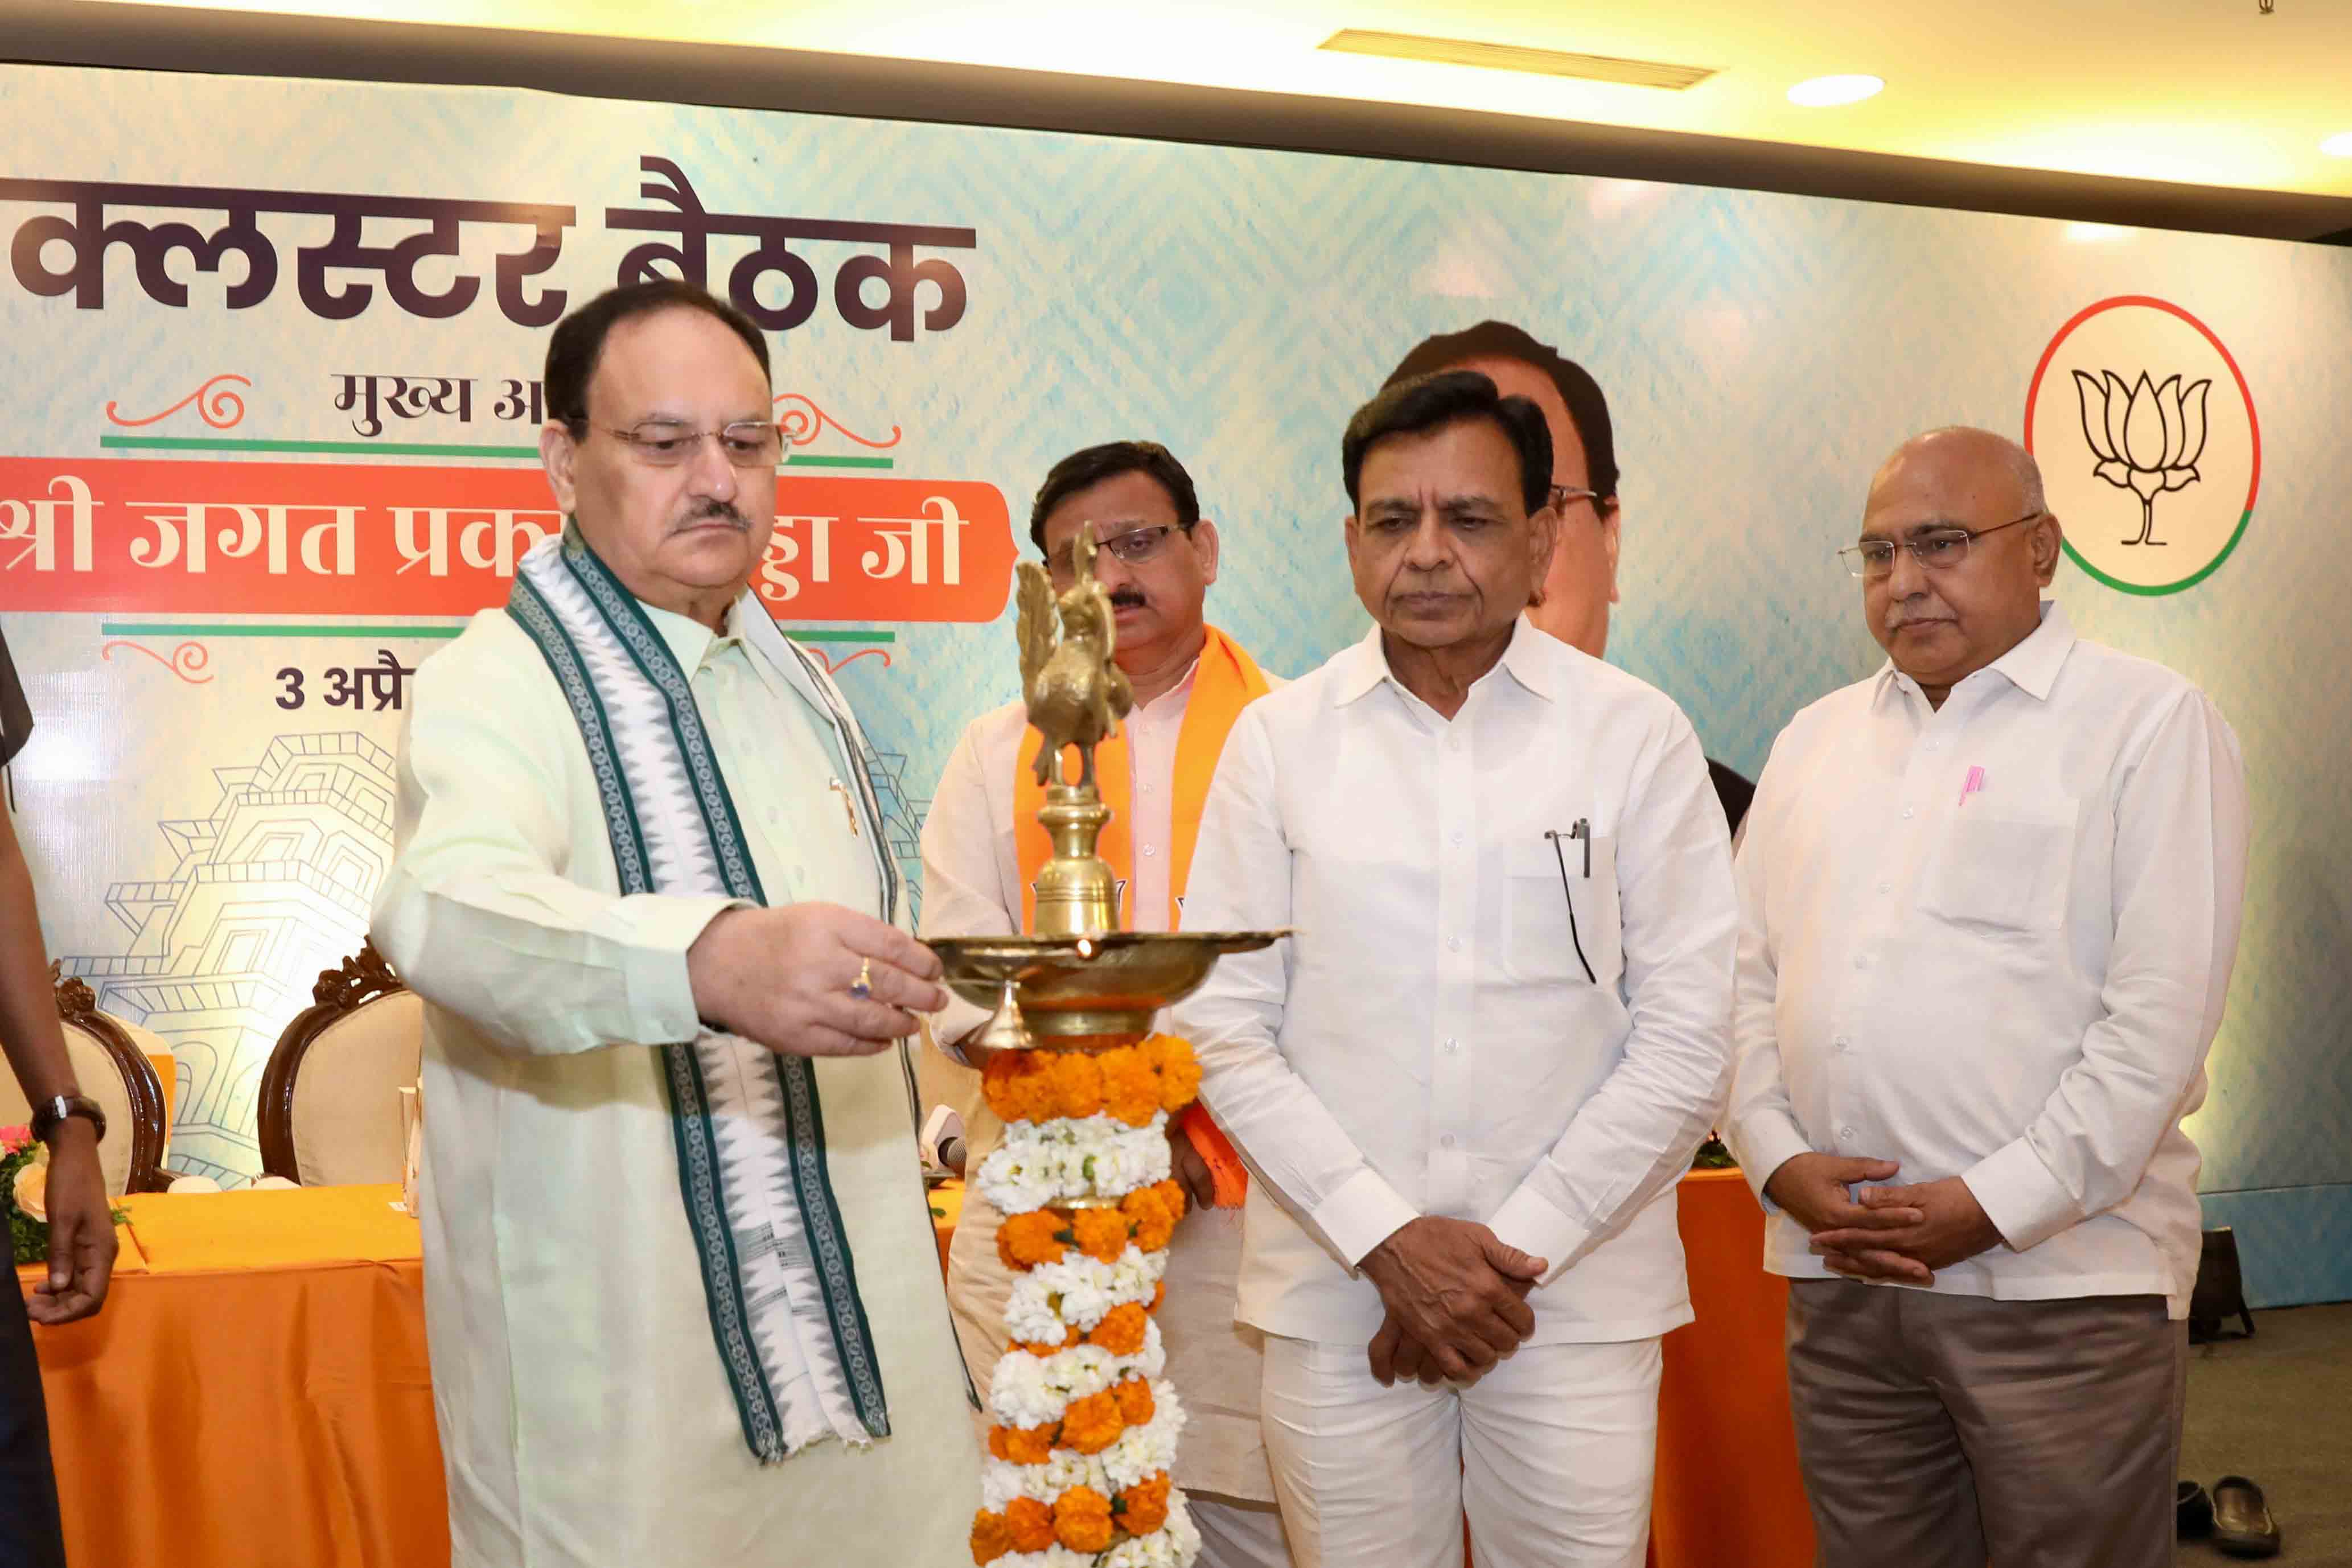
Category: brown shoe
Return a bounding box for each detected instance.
[2211,1475,2281,1558]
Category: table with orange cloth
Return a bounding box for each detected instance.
[928,1167,1816,1568]
[20,1183,446,1568]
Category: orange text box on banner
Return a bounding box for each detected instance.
[0,458,1014,620]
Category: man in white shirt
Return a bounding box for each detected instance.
[919,441,1294,1567]
[1727,426,2248,1568]
[1172,369,1737,1568]
[374,282,978,1566]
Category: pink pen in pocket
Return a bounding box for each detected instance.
[1958,765,1985,808]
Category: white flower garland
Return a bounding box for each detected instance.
[987,1319,1166,1429]
[976,1111,1174,1213]
[1003,1244,1167,1343]
[979,1384,1186,1512]
[974,1037,1200,1568]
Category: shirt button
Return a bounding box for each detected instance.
[1902,807,1915,820]
[1449,830,1465,846]
[1853,954,1868,969]
[1443,1038,1459,1053]
[1877,881,1890,895]
[1141,845,1157,858]
[1840,1127,1857,1141]
[1447,936,1462,953]
[1440,1134,1457,1149]
[1447,735,1461,752]
[1834,1035,1851,1051]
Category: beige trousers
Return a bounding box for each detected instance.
[1786,1279,2187,1568]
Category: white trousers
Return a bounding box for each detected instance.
[1259,1334,1662,1568]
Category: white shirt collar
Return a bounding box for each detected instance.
[642,591,754,674]
[1333,615,1556,709]
[1875,598,2077,708]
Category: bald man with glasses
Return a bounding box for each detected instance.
[1728,426,2248,1568]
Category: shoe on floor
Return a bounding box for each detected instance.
[2178,1480,2214,1539]
[2211,1474,2281,1558]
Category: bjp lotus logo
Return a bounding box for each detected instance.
[2026,297,2259,596]
[2071,370,2210,546]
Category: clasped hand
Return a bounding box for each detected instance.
[1361,1216,1546,1388]
[1763,1153,2003,1285]
[687,904,948,1059]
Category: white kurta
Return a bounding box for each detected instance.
[1727,600,2250,1316]
[1170,622,1738,1346]
[918,675,1281,1507]
[375,593,979,1568]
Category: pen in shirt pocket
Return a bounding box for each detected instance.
[1958,766,1985,808]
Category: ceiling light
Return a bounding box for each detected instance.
[2322,131,2352,157]
[1320,30,1715,89]
[1786,74,1884,108]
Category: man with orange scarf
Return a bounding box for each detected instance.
[920,440,1293,1568]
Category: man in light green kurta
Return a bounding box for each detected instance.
[372,282,980,1567]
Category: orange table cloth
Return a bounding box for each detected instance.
[1651,1169,1815,1568]
[20,1183,447,1568]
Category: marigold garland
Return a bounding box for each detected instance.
[973,1033,1206,1566]
[982,1034,1201,1129]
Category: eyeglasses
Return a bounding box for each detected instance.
[586,419,788,468]
[1840,511,2044,579]
[1548,485,1603,515]
[1046,522,1192,581]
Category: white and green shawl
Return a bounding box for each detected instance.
[507,526,900,1462]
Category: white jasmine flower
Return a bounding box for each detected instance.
[988,1349,1062,1427]
[1003,1284,1068,1346]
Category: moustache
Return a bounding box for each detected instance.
[1109,589,1148,610]
[1884,608,1951,633]
[672,502,751,533]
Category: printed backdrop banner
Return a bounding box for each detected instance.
[3,64,2349,1306]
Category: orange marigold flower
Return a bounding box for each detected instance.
[990,1423,1055,1466]
[1149,1279,1166,1314]
[1004,1496,1056,1554]
[997,1210,1070,1270]
[1118,1473,1173,1537]
[982,1052,1056,1125]
[1122,1187,1175,1253]
[970,1510,1013,1565]
[1054,1486,1116,1553]
[1070,1207,1129,1264]
[1045,1051,1105,1120]
[1058,1390,1124,1454]
[1150,1036,1202,1110]
[1099,1049,1160,1127]
[1087,1302,1149,1356]
[1111,1376,1155,1426]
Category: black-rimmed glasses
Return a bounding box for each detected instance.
[1046,522,1193,582]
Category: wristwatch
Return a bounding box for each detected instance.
[30,1093,106,1146]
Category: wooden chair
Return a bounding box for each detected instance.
[0,966,172,1196]
[257,940,423,1186]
